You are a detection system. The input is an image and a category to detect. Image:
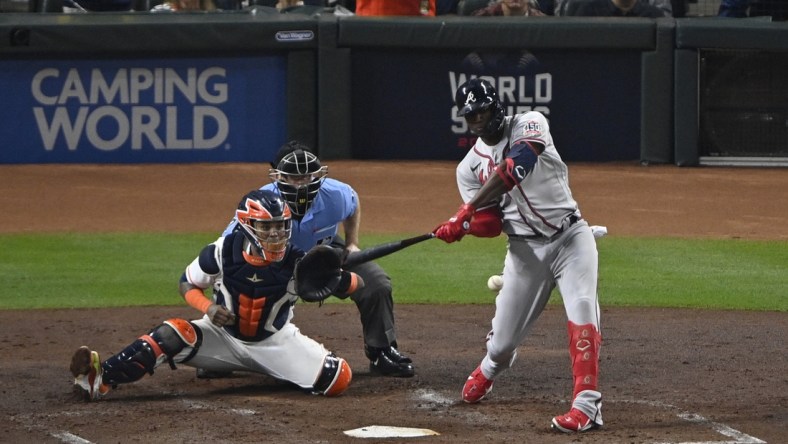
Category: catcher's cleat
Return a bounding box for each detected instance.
[70,346,110,401]
[551,408,599,433]
[196,368,234,379]
[366,345,415,378]
[462,365,494,403]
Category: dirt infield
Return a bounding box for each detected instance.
[1,162,786,444]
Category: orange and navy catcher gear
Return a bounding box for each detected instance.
[236,189,292,262]
[205,231,304,341]
[313,354,352,396]
[99,319,199,386]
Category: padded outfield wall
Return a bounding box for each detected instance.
[324,16,673,163]
[0,13,784,165]
[0,13,318,164]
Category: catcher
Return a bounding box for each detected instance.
[70,190,361,400]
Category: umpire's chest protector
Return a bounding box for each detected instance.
[219,234,297,340]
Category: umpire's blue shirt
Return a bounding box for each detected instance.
[222,178,358,250]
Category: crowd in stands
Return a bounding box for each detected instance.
[36,0,788,22]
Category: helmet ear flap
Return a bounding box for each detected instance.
[486,100,506,136]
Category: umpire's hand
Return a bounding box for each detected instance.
[207,303,236,326]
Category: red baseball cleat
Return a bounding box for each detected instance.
[551,407,599,433]
[462,365,494,403]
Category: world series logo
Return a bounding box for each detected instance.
[449,50,552,144]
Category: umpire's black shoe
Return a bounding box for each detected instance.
[365,345,415,378]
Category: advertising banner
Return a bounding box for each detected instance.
[351,49,642,162]
[0,56,287,164]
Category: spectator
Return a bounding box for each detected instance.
[64,0,131,10]
[457,0,488,14]
[355,0,436,15]
[557,0,669,15]
[437,0,460,14]
[472,0,546,16]
[649,0,671,15]
[751,0,787,20]
[719,0,787,20]
[718,0,749,16]
[327,0,355,12]
[564,0,665,17]
[276,0,318,12]
[152,0,215,10]
[277,0,355,14]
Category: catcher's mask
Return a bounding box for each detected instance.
[236,190,292,262]
[455,78,505,139]
[269,143,327,217]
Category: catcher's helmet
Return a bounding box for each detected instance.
[235,189,292,262]
[269,141,327,217]
[454,78,505,138]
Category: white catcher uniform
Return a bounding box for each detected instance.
[456,111,603,426]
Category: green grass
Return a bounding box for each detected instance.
[0,233,785,311]
[597,237,787,310]
[1,233,215,309]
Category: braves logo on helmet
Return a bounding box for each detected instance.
[465,91,477,106]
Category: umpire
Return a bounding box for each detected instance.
[203,140,414,378]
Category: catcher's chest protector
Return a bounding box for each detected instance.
[219,234,296,341]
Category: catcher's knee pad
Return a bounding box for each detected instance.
[102,319,200,385]
[567,321,602,398]
[313,354,352,397]
[159,318,199,352]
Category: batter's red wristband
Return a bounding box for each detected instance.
[494,159,518,190]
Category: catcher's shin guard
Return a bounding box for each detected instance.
[102,318,199,385]
[313,354,352,397]
[567,321,602,398]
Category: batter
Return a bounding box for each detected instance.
[434,78,603,433]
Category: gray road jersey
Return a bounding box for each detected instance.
[456,112,580,237]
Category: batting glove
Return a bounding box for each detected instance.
[434,203,475,243]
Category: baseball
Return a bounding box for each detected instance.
[487,274,503,291]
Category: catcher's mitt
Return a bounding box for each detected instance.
[294,245,352,303]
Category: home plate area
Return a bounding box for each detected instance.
[344,425,440,438]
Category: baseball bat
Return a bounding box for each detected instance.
[342,233,435,268]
